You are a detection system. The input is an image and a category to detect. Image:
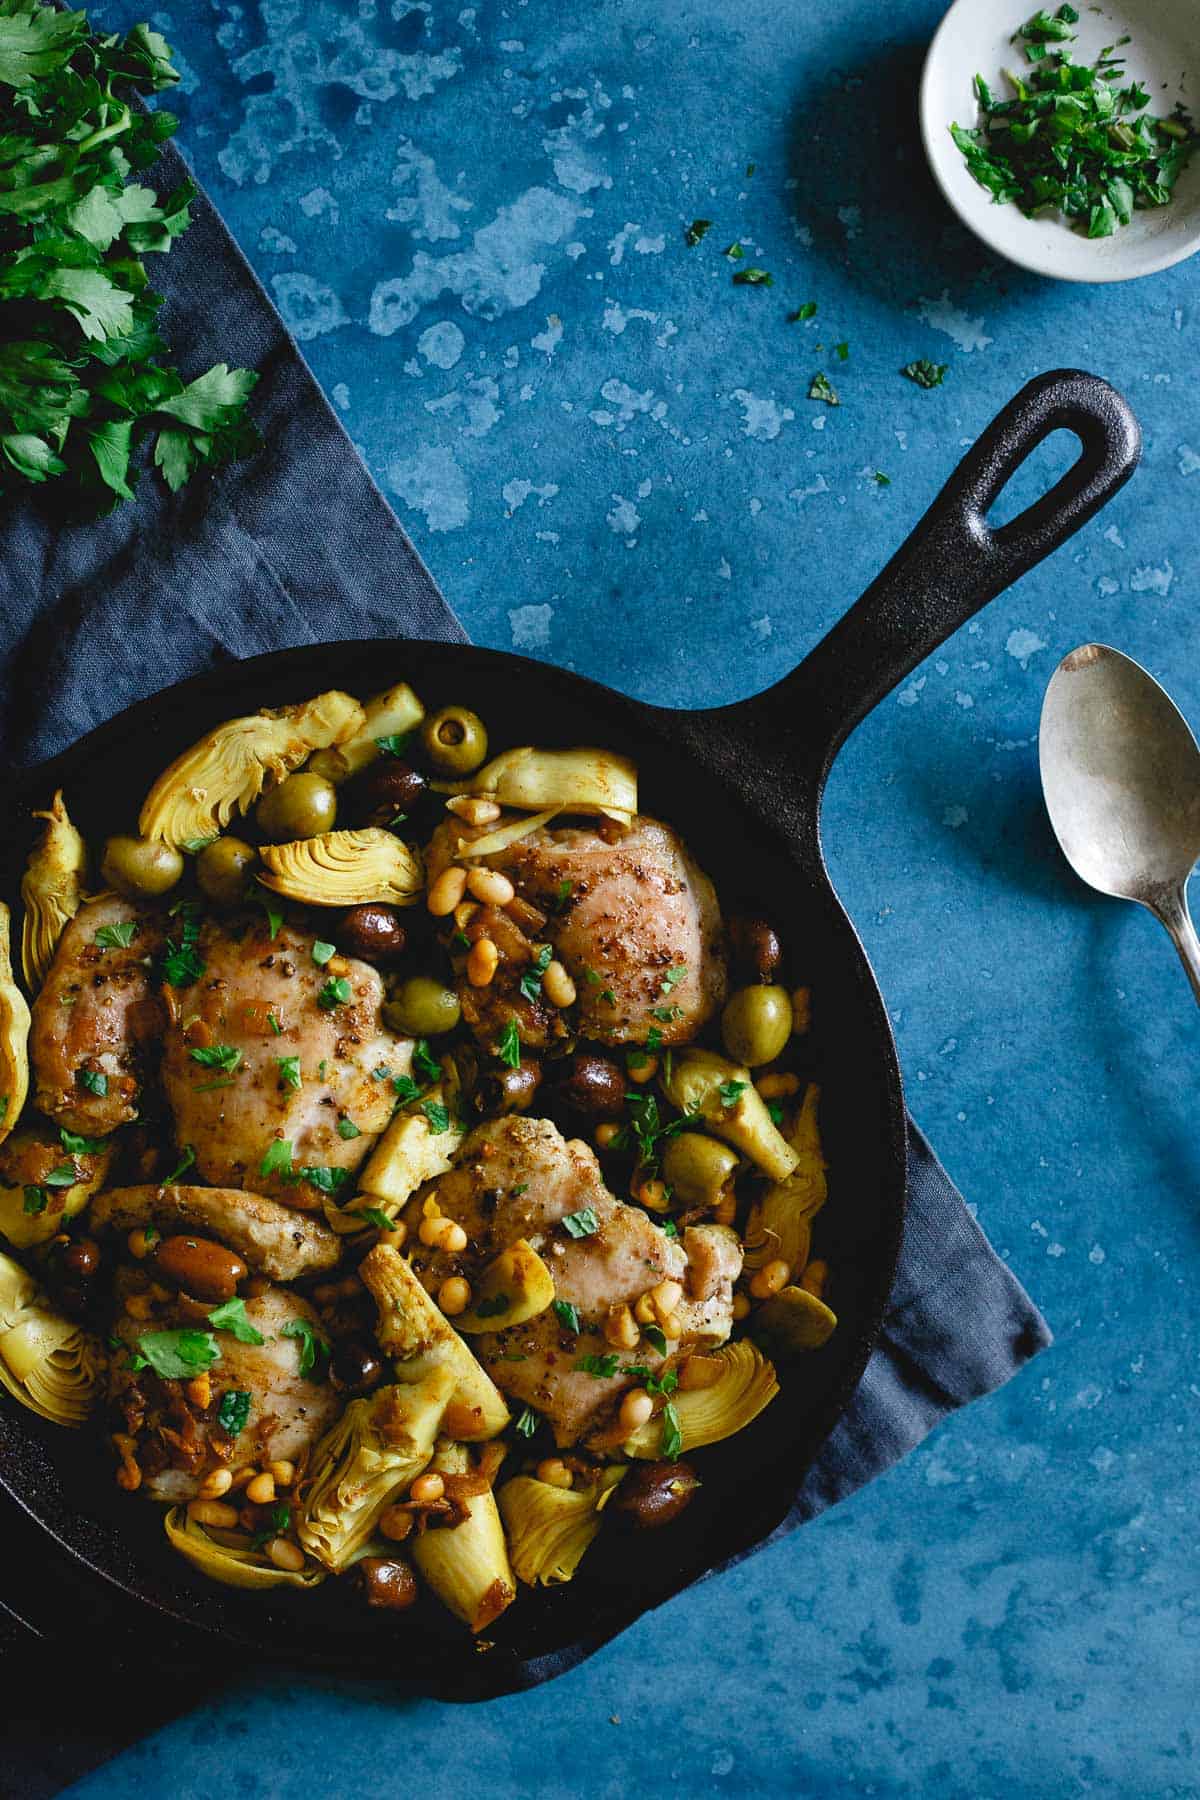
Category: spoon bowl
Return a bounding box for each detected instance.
[1041,642,1200,999]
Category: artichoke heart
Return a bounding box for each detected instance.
[139,689,365,846]
[308,683,425,784]
[497,1466,626,1586]
[456,1239,555,1334]
[0,1250,103,1427]
[20,790,87,989]
[0,1123,112,1250]
[258,828,423,908]
[751,1285,838,1359]
[165,1506,327,1590]
[621,1340,778,1459]
[357,1084,464,1209]
[744,1082,827,1273]
[661,1048,799,1183]
[358,1243,510,1440]
[444,745,637,822]
[297,1369,455,1572]
[0,905,30,1150]
[411,1440,516,1633]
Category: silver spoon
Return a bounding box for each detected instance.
[1040,643,1200,1005]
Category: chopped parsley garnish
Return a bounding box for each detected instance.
[393,1075,422,1105]
[788,301,818,322]
[131,1329,219,1381]
[311,940,336,966]
[651,1004,683,1023]
[552,879,574,912]
[207,1298,265,1345]
[188,1043,242,1073]
[356,1206,395,1232]
[808,372,839,405]
[77,1068,108,1096]
[337,1117,361,1140]
[375,731,414,757]
[257,896,284,942]
[94,920,137,950]
[834,341,849,360]
[260,1138,293,1179]
[514,1405,540,1438]
[901,359,947,389]
[281,1317,328,1378]
[22,1185,47,1215]
[192,1076,235,1093]
[512,1183,529,1196]
[642,1324,668,1356]
[161,906,205,987]
[723,240,744,259]
[768,1101,785,1126]
[644,1369,679,1397]
[874,471,891,486]
[553,1300,581,1334]
[732,267,773,285]
[316,976,352,1011]
[44,1162,78,1187]
[624,1091,685,1164]
[413,1040,441,1083]
[181,836,218,855]
[165,1146,196,1183]
[660,1400,683,1460]
[718,1078,748,1108]
[519,943,553,1003]
[660,966,688,995]
[599,988,617,1008]
[298,1164,352,1195]
[684,218,713,246]
[575,1352,620,1378]
[561,1206,600,1239]
[420,1099,451,1134]
[659,1219,679,1239]
[497,1018,522,1069]
[276,1055,302,1092]
[951,9,1197,238]
[267,1012,283,1036]
[474,1292,512,1319]
[216,1389,251,1437]
[583,966,602,987]
[59,1128,105,1156]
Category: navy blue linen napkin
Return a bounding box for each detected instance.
[0,139,1050,1789]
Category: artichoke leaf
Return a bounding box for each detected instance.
[437,745,637,821]
[411,1440,516,1633]
[358,1243,510,1440]
[296,1369,455,1572]
[357,1084,464,1209]
[497,1466,626,1586]
[750,1285,837,1358]
[309,683,425,784]
[744,1082,827,1272]
[258,828,423,908]
[139,689,365,845]
[0,1251,103,1427]
[165,1506,326,1590]
[0,905,31,1149]
[620,1340,778,1459]
[456,1238,555,1334]
[661,1048,798,1182]
[20,790,87,989]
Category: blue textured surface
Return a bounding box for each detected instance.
[70,1,1198,1794]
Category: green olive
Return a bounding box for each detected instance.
[255,772,338,843]
[195,836,257,907]
[720,984,793,1068]
[383,976,461,1038]
[661,1132,740,1210]
[100,833,183,900]
[420,705,488,777]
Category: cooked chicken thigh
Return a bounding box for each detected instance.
[91,1184,340,1281]
[110,1280,340,1503]
[428,815,726,1050]
[159,915,408,1208]
[404,1116,740,1444]
[30,896,165,1136]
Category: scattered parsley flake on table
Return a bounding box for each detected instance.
[901,360,948,389]
[808,372,839,405]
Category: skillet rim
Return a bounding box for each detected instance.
[0,636,908,1695]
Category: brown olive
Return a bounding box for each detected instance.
[153,1234,248,1304]
[557,1052,626,1120]
[61,1238,101,1281]
[338,904,407,965]
[358,1556,418,1610]
[356,761,427,826]
[330,1338,386,1396]
[256,771,338,843]
[196,836,257,907]
[100,834,183,900]
[728,913,783,984]
[610,1460,700,1530]
[476,1060,542,1116]
[420,705,488,777]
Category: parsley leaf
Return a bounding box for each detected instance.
[519,944,553,1003]
[260,1139,293,1179]
[420,1099,450,1134]
[77,1068,107,1096]
[207,1298,265,1345]
[161,905,205,987]
[276,1055,302,1092]
[413,1040,441,1083]
[514,1405,540,1438]
[316,976,352,1011]
[718,1078,748,1108]
[393,1074,422,1105]
[22,1185,46,1215]
[901,359,948,389]
[497,1017,522,1069]
[660,1400,683,1460]
[575,1352,620,1378]
[553,1300,581,1334]
[684,218,713,245]
[808,372,839,405]
[642,1324,668,1356]
[732,266,773,285]
[660,966,688,995]
[561,1206,599,1239]
[188,1043,241,1073]
[311,940,336,966]
[95,920,136,950]
[281,1317,328,1378]
[297,1164,352,1195]
[337,1117,361,1140]
[375,732,414,757]
[788,301,818,321]
[164,1145,195,1184]
[216,1389,251,1437]
[59,1128,105,1156]
[356,1206,395,1232]
[133,1329,219,1381]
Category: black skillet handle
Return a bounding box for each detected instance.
[756,369,1141,794]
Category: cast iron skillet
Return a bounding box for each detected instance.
[0,370,1139,1697]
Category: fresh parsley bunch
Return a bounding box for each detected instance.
[952,6,1197,239]
[0,0,259,506]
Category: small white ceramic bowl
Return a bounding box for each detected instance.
[921,0,1200,281]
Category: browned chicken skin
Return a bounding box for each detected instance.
[90,1184,340,1281]
[428,814,727,1050]
[404,1116,740,1445]
[30,896,165,1136]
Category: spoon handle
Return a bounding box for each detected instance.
[1154,885,1200,1009]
